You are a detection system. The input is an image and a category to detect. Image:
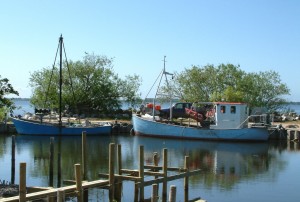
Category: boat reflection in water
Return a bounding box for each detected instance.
[3,134,295,201]
[130,136,269,184]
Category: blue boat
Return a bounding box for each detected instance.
[132,102,270,142]
[132,57,271,142]
[12,35,112,136]
[11,117,112,135]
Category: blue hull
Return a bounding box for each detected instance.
[12,117,112,136]
[132,115,269,141]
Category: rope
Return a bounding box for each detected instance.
[44,41,60,108]
[141,69,163,106]
[62,41,78,114]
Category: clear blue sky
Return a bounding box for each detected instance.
[1,0,300,101]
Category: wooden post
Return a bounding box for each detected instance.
[117,144,122,174]
[115,144,122,201]
[82,131,88,202]
[49,137,54,187]
[151,184,159,202]
[82,131,87,180]
[139,145,145,201]
[75,164,83,202]
[162,148,168,202]
[184,156,189,202]
[134,183,139,202]
[109,143,115,202]
[11,135,15,185]
[153,152,159,167]
[57,188,65,202]
[19,162,26,202]
[57,152,61,187]
[47,195,55,202]
[153,152,159,190]
[169,185,176,202]
[57,136,62,188]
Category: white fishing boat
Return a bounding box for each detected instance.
[132,57,270,142]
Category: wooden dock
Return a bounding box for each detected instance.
[1,132,204,202]
[286,128,300,142]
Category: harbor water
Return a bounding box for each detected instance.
[0,134,299,202]
[3,99,300,201]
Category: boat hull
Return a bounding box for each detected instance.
[132,115,269,141]
[12,117,112,136]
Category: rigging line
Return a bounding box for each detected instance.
[164,70,172,98]
[62,41,77,110]
[44,39,60,108]
[154,56,167,100]
[154,67,164,101]
[141,68,164,105]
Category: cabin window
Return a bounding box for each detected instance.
[220,106,226,113]
[230,106,236,114]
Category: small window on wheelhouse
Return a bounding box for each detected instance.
[230,106,236,114]
[220,106,226,113]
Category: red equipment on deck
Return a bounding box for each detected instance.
[185,108,204,122]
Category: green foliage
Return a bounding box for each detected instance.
[118,74,143,108]
[163,64,290,111]
[29,53,142,115]
[0,76,19,119]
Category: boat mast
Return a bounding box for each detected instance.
[162,56,174,120]
[58,35,63,128]
[153,56,166,120]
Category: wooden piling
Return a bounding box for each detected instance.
[134,183,139,202]
[57,136,62,188]
[82,131,87,180]
[109,143,115,202]
[115,144,123,201]
[75,164,83,202]
[153,152,159,191]
[57,188,65,202]
[151,184,158,202]
[48,194,55,202]
[162,148,168,202]
[11,135,15,185]
[294,130,299,141]
[139,145,145,201]
[19,162,26,202]
[184,156,189,202]
[117,144,122,174]
[2,142,204,202]
[153,152,159,169]
[49,137,54,187]
[169,185,176,202]
[57,152,61,187]
[81,132,88,202]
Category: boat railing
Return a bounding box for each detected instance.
[238,114,269,129]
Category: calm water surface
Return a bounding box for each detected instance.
[0,133,299,202]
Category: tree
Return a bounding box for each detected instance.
[118,74,142,108]
[0,76,19,120]
[162,64,290,111]
[29,53,142,116]
[239,71,289,111]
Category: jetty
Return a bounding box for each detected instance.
[0,133,205,202]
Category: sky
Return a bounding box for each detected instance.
[1,0,300,101]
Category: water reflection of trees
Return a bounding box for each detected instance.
[6,135,299,191]
[0,135,8,156]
